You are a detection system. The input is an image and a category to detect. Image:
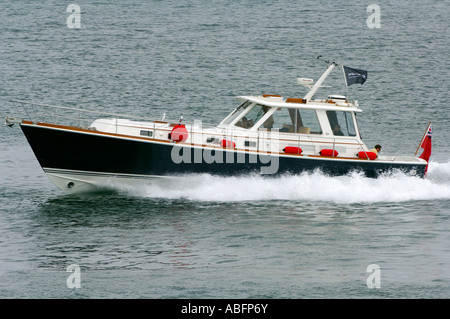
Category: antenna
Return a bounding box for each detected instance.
[317,55,340,66]
[297,78,314,88]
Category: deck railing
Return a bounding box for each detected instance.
[7,100,218,133]
[7,100,367,156]
[9,100,157,129]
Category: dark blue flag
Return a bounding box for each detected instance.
[343,66,368,86]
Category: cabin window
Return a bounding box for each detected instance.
[297,109,322,134]
[326,111,356,137]
[140,130,153,137]
[258,108,321,134]
[235,104,270,129]
[259,108,292,131]
[206,137,220,144]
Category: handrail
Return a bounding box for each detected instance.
[9,100,369,157]
[10,100,153,121]
[9,100,219,129]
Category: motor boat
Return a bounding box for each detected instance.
[5,59,429,193]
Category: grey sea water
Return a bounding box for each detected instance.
[1,0,449,300]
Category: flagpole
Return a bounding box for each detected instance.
[415,122,431,156]
[342,65,349,100]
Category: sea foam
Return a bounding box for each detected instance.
[110,160,450,204]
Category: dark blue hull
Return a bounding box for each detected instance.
[20,123,426,180]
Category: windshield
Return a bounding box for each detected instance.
[235,104,271,129]
[222,101,252,125]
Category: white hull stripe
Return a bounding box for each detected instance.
[43,168,170,180]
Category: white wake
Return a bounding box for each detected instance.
[111,160,450,204]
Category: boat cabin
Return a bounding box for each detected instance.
[86,62,369,159]
[218,94,361,139]
[211,92,366,157]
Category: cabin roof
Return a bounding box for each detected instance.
[236,95,363,113]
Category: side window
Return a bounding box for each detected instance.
[327,111,356,136]
[260,108,322,134]
[260,108,294,132]
[298,109,322,134]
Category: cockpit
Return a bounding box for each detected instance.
[219,100,359,138]
[220,101,322,134]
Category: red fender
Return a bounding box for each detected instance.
[283,146,303,154]
[220,139,236,149]
[358,151,377,160]
[320,149,338,157]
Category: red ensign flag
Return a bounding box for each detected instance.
[419,123,432,174]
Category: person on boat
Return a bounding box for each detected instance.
[238,116,253,128]
[332,124,344,136]
[369,144,382,156]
